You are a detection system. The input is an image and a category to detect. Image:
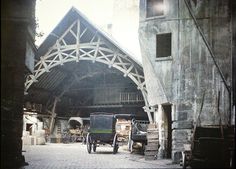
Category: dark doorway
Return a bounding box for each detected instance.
[26,123,33,135]
[162,104,172,158]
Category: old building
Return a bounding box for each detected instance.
[139,0,235,163]
[23,7,151,142]
[1,0,235,168]
[1,0,36,168]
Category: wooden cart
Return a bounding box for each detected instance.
[181,125,234,169]
[128,119,149,154]
[86,113,119,154]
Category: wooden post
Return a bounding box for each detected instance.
[49,98,58,134]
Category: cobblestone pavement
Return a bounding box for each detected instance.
[20,143,181,169]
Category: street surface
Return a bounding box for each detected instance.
[20,143,181,169]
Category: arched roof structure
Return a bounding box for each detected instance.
[24,7,152,122]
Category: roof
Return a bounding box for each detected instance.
[37,7,142,66]
[25,7,146,117]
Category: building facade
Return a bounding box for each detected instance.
[139,0,235,162]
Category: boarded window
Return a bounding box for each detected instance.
[146,0,164,18]
[156,33,171,58]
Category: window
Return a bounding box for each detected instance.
[146,0,164,18]
[156,33,171,58]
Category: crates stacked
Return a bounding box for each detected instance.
[145,123,159,160]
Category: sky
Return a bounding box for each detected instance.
[36,0,142,62]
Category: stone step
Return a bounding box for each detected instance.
[145,156,156,160]
[145,145,159,150]
[147,132,158,135]
[147,128,158,131]
[147,140,158,143]
[145,151,158,156]
[147,136,158,139]
[147,137,159,141]
[145,146,159,151]
[148,123,157,128]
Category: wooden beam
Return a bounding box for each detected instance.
[49,97,59,134]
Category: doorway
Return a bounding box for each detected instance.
[26,123,33,135]
[162,104,172,158]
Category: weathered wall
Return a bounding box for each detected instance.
[139,0,233,162]
[1,0,36,168]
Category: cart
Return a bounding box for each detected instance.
[128,119,149,154]
[86,113,119,154]
[65,117,90,143]
[181,91,234,168]
[181,125,234,169]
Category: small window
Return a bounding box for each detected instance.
[146,0,164,18]
[156,33,171,58]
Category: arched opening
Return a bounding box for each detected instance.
[24,61,148,143]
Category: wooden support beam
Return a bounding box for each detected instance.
[49,97,59,134]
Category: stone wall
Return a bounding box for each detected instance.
[139,0,233,162]
[1,0,36,168]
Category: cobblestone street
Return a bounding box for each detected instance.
[20,143,181,169]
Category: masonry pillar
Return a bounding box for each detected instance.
[157,104,166,159]
[1,22,28,168]
[1,0,36,168]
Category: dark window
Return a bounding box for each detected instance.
[146,0,164,18]
[156,33,171,58]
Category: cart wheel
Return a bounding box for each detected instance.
[82,136,85,144]
[129,140,134,153]
[71,134,77,143]
[113,134,119,154]
[141,143,146,155]
[93,143,96,152]
[182,153,187,169]
[128,131,133,152]
[86,133,92,153]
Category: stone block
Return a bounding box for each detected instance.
[22,136,31,145]
[148,123,157,128]
[22,131,30,137]
[30,136,37,145]
[172,121,193,129]
[145,156,156,160]
[172,142,184,151]
[147,135,158,139]
[146,142,159,147]
[172,129,192,139]
[36,137,46,145]
[172,151,182,163]
[145,150,158,156]
[172,130,189,140]
[34,130,45,137]
[177,111,188,121]
[145,146,158,151]
[177,103,192,112]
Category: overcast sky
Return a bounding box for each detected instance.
[36,0,142,62]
